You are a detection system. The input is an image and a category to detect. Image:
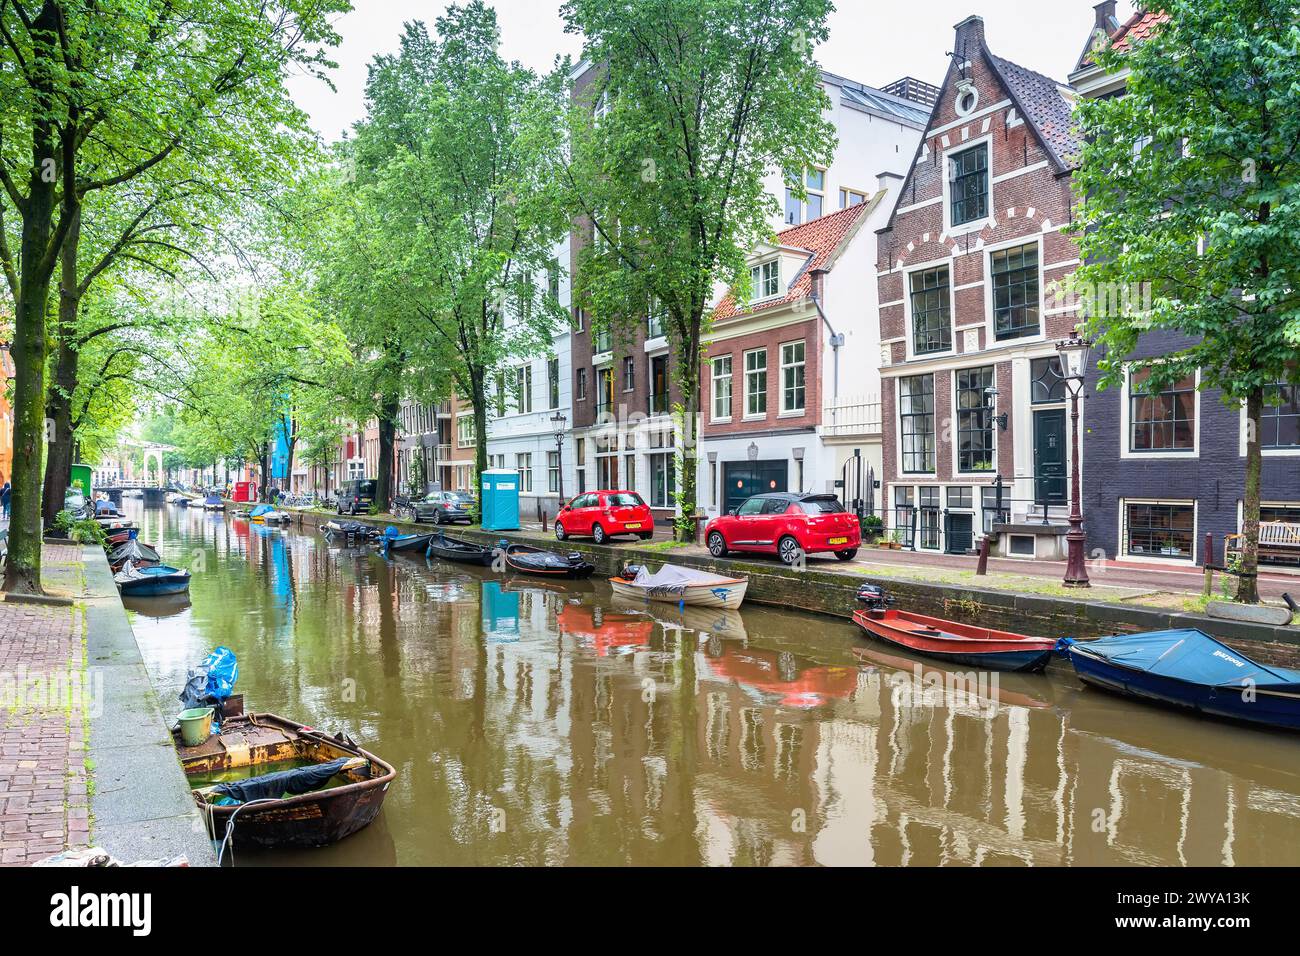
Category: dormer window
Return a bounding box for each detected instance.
[751,259,780,300]
[949,143,989,226]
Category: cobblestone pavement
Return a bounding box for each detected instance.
[0,543,92,865]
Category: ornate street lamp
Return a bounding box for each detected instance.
[550,410,567,504]
[1056,334,1092,588]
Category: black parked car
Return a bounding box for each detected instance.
[337,479,376,516]
[412,490,476,525]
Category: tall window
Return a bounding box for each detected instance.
[622,356,635,392]
[457,414,475,449]
[899,374,935,473]
[547,451,560,493]
[624,454,636,492]
[991,243,1040,340]
[649,355,669,414]
[956,366,995,472]
[514,365,533,414]
[751,259,780,299]
[949,143,988,226]
[784,167,825,224]
[593,328,612,354]
[515,452,533,493]
[573,308,585,332]
[781,341,805,413]
[575,367,587,401]
[1130,368,1196,452]
[548,357,560,409]
[647,301,665,339]
[712,355,732,420]
[547,258,560,301]
[575,438,585,493]
[745,349,767,417]
[649,433,676,508]
[1262,383,1300,448]
[909,265,951,354]
[596,367,615,412]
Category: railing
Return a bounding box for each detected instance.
[821,397,882,437]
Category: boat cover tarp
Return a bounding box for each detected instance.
[179,646,239,711]
[204,494,221,506]
[384,525,401,538]
[108,540,160,564]
[249,504,274,518]
[211,756,353,804]
[1062,629,1300,690]
[632,564,738,594]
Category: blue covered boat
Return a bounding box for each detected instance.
[379,526,436,553]
[1058,629,1300,732]
[114,561,191,596]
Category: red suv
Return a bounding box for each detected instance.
[556,490,654,544]
[705,493,860,564]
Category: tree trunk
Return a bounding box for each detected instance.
[42,213,84,527]
[1237,387,1264,604]
[259,445,273,502]
[471,371,489,524]
[376,395,399,513]
[673,317,703,542]
[2,3,64,595]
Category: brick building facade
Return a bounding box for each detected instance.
[876,15,1084,558]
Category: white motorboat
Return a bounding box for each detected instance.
[609,563,748,610]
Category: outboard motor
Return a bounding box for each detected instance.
[621,562,645,580]
[855,583,894,611]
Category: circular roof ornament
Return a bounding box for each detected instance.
[954,79,979,117]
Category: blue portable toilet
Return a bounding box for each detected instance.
[480,468,520,531]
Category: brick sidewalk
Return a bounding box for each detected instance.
[0,543,92,865]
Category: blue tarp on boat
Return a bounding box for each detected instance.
[249,504,274,518]
[1060,629,1300,690]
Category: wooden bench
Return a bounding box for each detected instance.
[1226,521,1300,564]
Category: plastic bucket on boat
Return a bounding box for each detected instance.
[178,707,215,747]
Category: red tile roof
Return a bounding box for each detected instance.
[712,200,875,322]
[1108,9,1169,53]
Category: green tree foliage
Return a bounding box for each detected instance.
[560,0,836,538]
[0,0,345,593]
[312,3,569,509]
[1072,0,1300,602]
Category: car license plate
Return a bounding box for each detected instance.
[829,536,848,545]
[625,522,641,530]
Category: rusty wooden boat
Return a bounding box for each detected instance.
[173,712,396,850]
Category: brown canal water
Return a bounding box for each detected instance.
[121,501,1300,866]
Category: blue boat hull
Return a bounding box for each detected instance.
[914,647,1056,672]
[118,577,190,597]
[1067,646,1300,731]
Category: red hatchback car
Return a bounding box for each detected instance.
[705,493,860,564]
[556,490,654,544]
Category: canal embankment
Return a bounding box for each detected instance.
[288,507,1300,667]
[0,540,214,865]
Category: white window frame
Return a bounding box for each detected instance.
[1117,497,1198,566]
[456,413,475,449]
[839,186,869,209]
[514,364,533,415]
[744,347,768,420]
[711,355,733,422]
[779,340,806,415]
[951,365,997,474]
[515,452,533,493]
[942,135,994,237]
[903,255,956,361]
[1119,364,1201,460]
[547,450,560,493]
[1237,386,1300,458]
[622,355,636,392]
[750,258,781,302]
[982,234,1046,350]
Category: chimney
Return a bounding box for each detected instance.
[1093,1,1119,33]
[953,15,985,58]
[877,171,904,194]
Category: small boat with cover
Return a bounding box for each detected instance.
[379,526,437,553]
[853,584,1056,673]
[248,504,290,524]
[610,563,748,610]
[114,560,191,596]
[107,539,160,572]
[1057,629,1300,731]
[200,493,224,511]
[503,543,595,579]
[322,519,377,538]
[425,531,495,566]
[176,712,396,849]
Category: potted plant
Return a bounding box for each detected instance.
[860,514,883,543]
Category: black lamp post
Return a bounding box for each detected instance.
[550,410,567,504]
[1056,334,1092,588]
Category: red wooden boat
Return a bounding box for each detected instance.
[852,584,1056,673]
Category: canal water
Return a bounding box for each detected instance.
[120,501,1300,866]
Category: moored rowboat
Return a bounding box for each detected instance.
[504,544,595,579]
[853,584,1056,673]
[1057,629,1300,732]
[114,561,191,596]
[425,532,495,566]
[609,563,748,610]
[175,712,396,849]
